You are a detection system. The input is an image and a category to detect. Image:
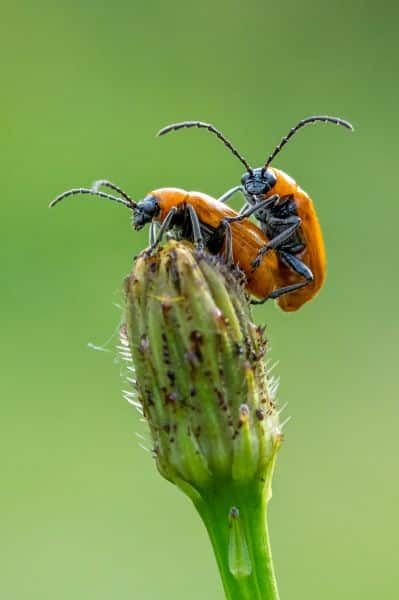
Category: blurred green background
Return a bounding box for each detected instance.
[1,1,398,598]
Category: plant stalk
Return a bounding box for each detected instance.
[193,477,280,600]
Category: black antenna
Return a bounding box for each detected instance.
[49,187,136,209]
[91,179,136,204]
[158,121,253,174]
[263,115,354,172]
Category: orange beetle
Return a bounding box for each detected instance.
[158,116,354,310]
[50,182,310,307]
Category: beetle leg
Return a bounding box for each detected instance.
[91,179,135,204]
[267,215,299,226]
[145,207,178,254]
[279,250,314,283]
[149,222,159,246]
[251,281,308,304]
[251,250,314,305]
[236,193,277,214]
[224,195,280,224]
[222,221,234,265]
[187,204,205,250]
[217,185,246,204]
[251,216,301,269]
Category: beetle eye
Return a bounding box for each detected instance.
[264,169,277,189]
[262,181,272,193]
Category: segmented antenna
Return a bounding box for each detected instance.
[263,115,354,172]
[49,187,136,209]
[158,121,253,174]
[91,180,136,204]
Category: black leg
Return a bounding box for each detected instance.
[251,250,313,305]
[187,204,205,250]
[223,194,279,225]
[145,207,178,254]
[238,202,250,215]
[217,185,246,204]
[251,216,301,269]
[149,222,159,246]
[279,250,314,282]
[222,222,234,265]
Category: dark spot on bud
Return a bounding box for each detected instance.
[190,329,203,361]
[190,386,197,397]
[234,342,243,356]
[264,399,276,415]
[256,324,266,336]
[215,311,229,326]
[257,343,266,360]
[139,334,150,354]
[214,332,223,353]
[161,302,172,314]
[256,408,265,421]
[163,424,170,433]
[185,350,200,367]
[238,403,250,426]
[165,392,178,406]
[215,388,228,411]
[244,335,251,357]
[145,389,154,406]
[190,330,203,346]
[229,506,239,520]
[166,249,181,292]
[167,370,176,384]
[161,333,170,364]
[194,425,201,438]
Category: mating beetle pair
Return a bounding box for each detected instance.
[50,115,353,311]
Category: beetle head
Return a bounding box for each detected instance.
[241,167,277,198]
[133,195,160,230]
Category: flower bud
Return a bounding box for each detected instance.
[123,240,282,497]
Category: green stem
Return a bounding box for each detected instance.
[193,480,280,600]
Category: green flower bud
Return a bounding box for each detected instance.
[123,240,281,495]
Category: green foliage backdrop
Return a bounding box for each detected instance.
[1,1,398,598]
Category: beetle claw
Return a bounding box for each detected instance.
[195,242,205,253]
